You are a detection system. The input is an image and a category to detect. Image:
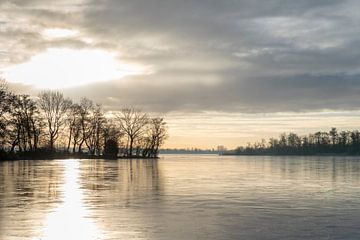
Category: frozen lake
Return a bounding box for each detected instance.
[1,155,360,239]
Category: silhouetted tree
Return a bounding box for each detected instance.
[66,103,82,153]
[0,79,10,147]
[0,79,168,159]
[103,139,118,158]
[116,108,148,157]
[86,104,105,155]
[10,95,42,152]
[77,98,93,153]
[38,91,72,151]
[102,119,122,150]
[329,128,338,145]
[146,117,167,157]
[233,128,360,155]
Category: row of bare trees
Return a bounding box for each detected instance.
[0,80,167,158]
[233,128,360,155]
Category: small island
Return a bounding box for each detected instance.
[0,79,167,160]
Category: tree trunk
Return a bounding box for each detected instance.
[67,129,72,152]
[129,137,134,157]
[78,140,84,153]
[50,135,55,152]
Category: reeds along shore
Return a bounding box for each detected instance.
[0,79,167,160]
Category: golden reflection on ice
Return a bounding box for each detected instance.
[38,160,102,240]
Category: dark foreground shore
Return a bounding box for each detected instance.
[0,151,158,161]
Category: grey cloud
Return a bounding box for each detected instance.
[81,0,360,74]
[2,0,360,113]
[0,0,90,66]
[60,73,360,113]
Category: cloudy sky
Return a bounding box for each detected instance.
[1,0,360,148]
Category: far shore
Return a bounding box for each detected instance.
[222,152,360,157]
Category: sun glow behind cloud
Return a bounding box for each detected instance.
[3,48,147,89]
[42,28,79,39]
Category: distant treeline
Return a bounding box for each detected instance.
[230,128,360,155]
[160,148,220,154]
[0,79,167,160]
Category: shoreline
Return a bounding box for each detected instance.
[222,153,360,157]
[0,152,159,161]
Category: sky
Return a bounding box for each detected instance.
[1,0,360,149]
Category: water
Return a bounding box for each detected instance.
[1,155,360,240]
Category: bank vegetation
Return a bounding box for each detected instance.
[0,79,167,160]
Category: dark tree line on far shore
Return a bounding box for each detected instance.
[0,79,167,160]
[231,128,360,155]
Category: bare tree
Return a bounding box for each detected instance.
[66,103,82,153]
[0,86,169,159]
[3,94,43,153]
[86,104,106,155]
[0,79,10,145]
[116,108,148,157]
[0,78,8,117]
[77,98,93,153]
[149,117,167,157]
[72,98,106,155]
[38,91,71,151]
[142,117,167,157]
[18,95,42,151]
[329,127,338,145]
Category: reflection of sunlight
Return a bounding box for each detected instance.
[4,48,146,89]
[38,160,102,240]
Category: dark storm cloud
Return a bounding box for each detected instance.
[2,0,360,113]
